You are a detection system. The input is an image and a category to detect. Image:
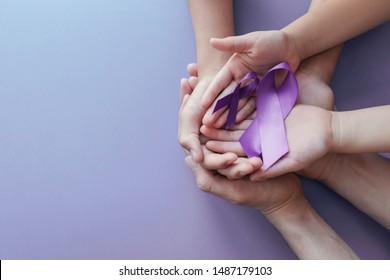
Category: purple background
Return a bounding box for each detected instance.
[0,0,389,259]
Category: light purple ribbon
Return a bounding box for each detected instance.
[213,62,298,170]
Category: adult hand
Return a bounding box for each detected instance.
[178,73,212,163]
[180,65,261,178]
[179,64,241,163]
[185,155,302,215]
[186,153,360,260]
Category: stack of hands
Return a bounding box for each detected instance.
[179,29,338,223]
[178,0,390,259]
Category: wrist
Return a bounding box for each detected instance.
[281,15,316,63]
[260,175,303,220]
[264,193,309,227]
[265,189,358,259]
[330,110,353,153]
[279,30,302,71]
[297,109,344,183]
[330,111,339,152]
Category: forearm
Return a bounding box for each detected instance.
[308,0,327,10]
[188,0,234,79]
[266,196,358,259]
[321,153,390,230]
[306,0,343,81]
[331,106,390,153]
[283,0,390,60]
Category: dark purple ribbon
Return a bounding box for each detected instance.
[213,62,298,170]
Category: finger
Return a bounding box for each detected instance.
[210,33,255,53]
[202,81,237,126]
[187,63,198,77]
[250,157,297,181]
[188,76,198,90]
[200,125,244,142]
[228,119,253,130]
[217,157,259,180]
[200,60,236,109]
[179,105,204,163]
[213,98,251,129]
[180,94,190,113]
[180,78,192,103]
[179,77,192,115]
[201,51,253,110]
[179,82,211,163]
[201,146,238,170]
[179,133,203,163]
[206,140,246,157]
[248,157,263,170]
[203,94,249,128]
[202,105,227,127]
[185,155,215,192]
[236,97,256,124]
[185,156,252,204]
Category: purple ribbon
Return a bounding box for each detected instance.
[213,62,298,170]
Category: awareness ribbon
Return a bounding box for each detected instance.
[213,62,298,170]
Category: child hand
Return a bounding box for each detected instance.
[251,104,333,180]
[201,30,301,117]
[204,103,334,181]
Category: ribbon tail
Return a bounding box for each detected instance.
[213,94,233,113]
[260,120,289,170]
[257,77,289,170]
[277,71,298,119]
[239,118,262,158]
[225,87,240,128]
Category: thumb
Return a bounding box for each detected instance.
[210,33,254,53]
[185,156,213,192]
[250,157,297,181]
[179,131,203,163]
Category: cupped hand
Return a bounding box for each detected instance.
[178,74,213,163]
[185,155,302,216]
[204,104,334,181]
[251,104,333,180]
[201,31,301,115]
[202,45,339,180]
[179,64,241,162]
[180,65,261,179]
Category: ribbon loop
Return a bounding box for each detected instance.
[213,62,298,170]
[213,72,259,129]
